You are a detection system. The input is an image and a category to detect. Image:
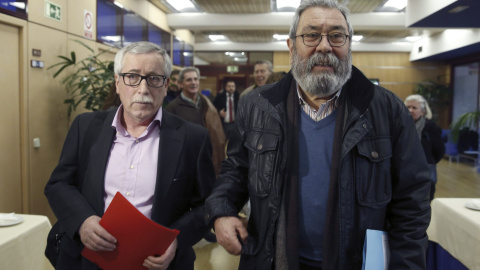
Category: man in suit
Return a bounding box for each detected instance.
[213,80,239,141]
[45,41,215,270]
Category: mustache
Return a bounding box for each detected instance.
[131,96,154,103]
[305,53,339,71]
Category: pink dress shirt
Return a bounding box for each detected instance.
[103,105,162,219]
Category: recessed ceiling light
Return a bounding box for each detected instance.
[383,0,407,10]
[166,0,196,11]
[449,6,469,13]
[352,35,363,42]
[406,36,421,42]
[209,35,226,41]
[276,0,300,10]
[273,34,289,40]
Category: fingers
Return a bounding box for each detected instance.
[79,215,117,251]
[214,216,248,255]
[143,239,177,270]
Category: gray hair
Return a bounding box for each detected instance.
[254,60,273,73]
[405,94,433,119]
[289,0,354,43]
[179,67,200,82]
[114,41,172,77]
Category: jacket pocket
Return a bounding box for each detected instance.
[244,131,279,197]
[355,137,392,208]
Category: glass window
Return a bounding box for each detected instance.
[97,0,123,48]
[123,12,147,46]
[0,0,27,19]
[148,23,171,56]
[184,43,194,67]
[173,37,184,66]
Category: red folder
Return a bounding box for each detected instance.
[82,192,180,270]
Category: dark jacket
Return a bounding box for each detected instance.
[167,94,226,176]
[213,90,240,121]
[421,119,445,164]
[205,66,431,270]
[45,109,215,270]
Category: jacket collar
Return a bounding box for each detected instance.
[259,65,374,115]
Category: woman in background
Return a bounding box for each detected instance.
[405,94,445,201]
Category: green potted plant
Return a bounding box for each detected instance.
[49,40,115,118]
[415,75,451,121]
[451,111,480,143]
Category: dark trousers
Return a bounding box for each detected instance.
[223,122,236,141]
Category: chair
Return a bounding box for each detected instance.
[445,141,459,163]
[443,129,459,163]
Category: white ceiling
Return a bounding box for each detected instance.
[148,0,480,64]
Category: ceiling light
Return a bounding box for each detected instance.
[449,6,469,13]
[405,36,421,42]
[273,34,289,40]
[166,0,195,11]
[352,35,363,42]
[234,57,247,62]
[276,0,300,9]
[9,2,26,9]
[113,1,124,9]
[209,35,226,41]
[383,0,407,10]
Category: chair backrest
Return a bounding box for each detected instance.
[445,141,458,156]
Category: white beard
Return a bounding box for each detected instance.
[291,47,352,98]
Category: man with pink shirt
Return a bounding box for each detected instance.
[45,41,215,270]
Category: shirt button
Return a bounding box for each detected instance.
[126,192,130,196]
[371,151,379,158]
[130,165,134,169]
[363,124,367,129]
[135,139,139,143]
[257,144,263,150]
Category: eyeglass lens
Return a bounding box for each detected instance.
[123,73,165,88]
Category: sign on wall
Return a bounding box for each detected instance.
[45,1,61,22]
[84,10,94,39]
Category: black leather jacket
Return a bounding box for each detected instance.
[206,66,431,270]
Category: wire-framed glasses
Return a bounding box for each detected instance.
[120,73,167,88]
[295,32,349,47]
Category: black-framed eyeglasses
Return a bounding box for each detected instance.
[295,32,349,47]
[120,73,167,88]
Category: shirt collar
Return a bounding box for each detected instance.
[112,104,162,136]
[296,83,342,108]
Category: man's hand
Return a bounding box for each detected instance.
[79,215,117,251]
[219,108,226,118]
[214,216,248,255]
[143,238,177,270]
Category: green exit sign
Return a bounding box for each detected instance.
[227,66,239,73]
[45,1,61,22]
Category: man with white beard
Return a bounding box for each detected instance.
[205,0,431,269]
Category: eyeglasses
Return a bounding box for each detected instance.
[295,32,349,47]
[120,73,167,88]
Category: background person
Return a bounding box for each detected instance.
[240,60,273,97]
[405,94,445,201]
[213,80,239,141]
[167,67,225,176]
[45,41,215,270]
[164,69,181,107]
[205,1,431,269]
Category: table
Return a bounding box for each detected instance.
[427,198,480,269]
[0,214,54,270]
